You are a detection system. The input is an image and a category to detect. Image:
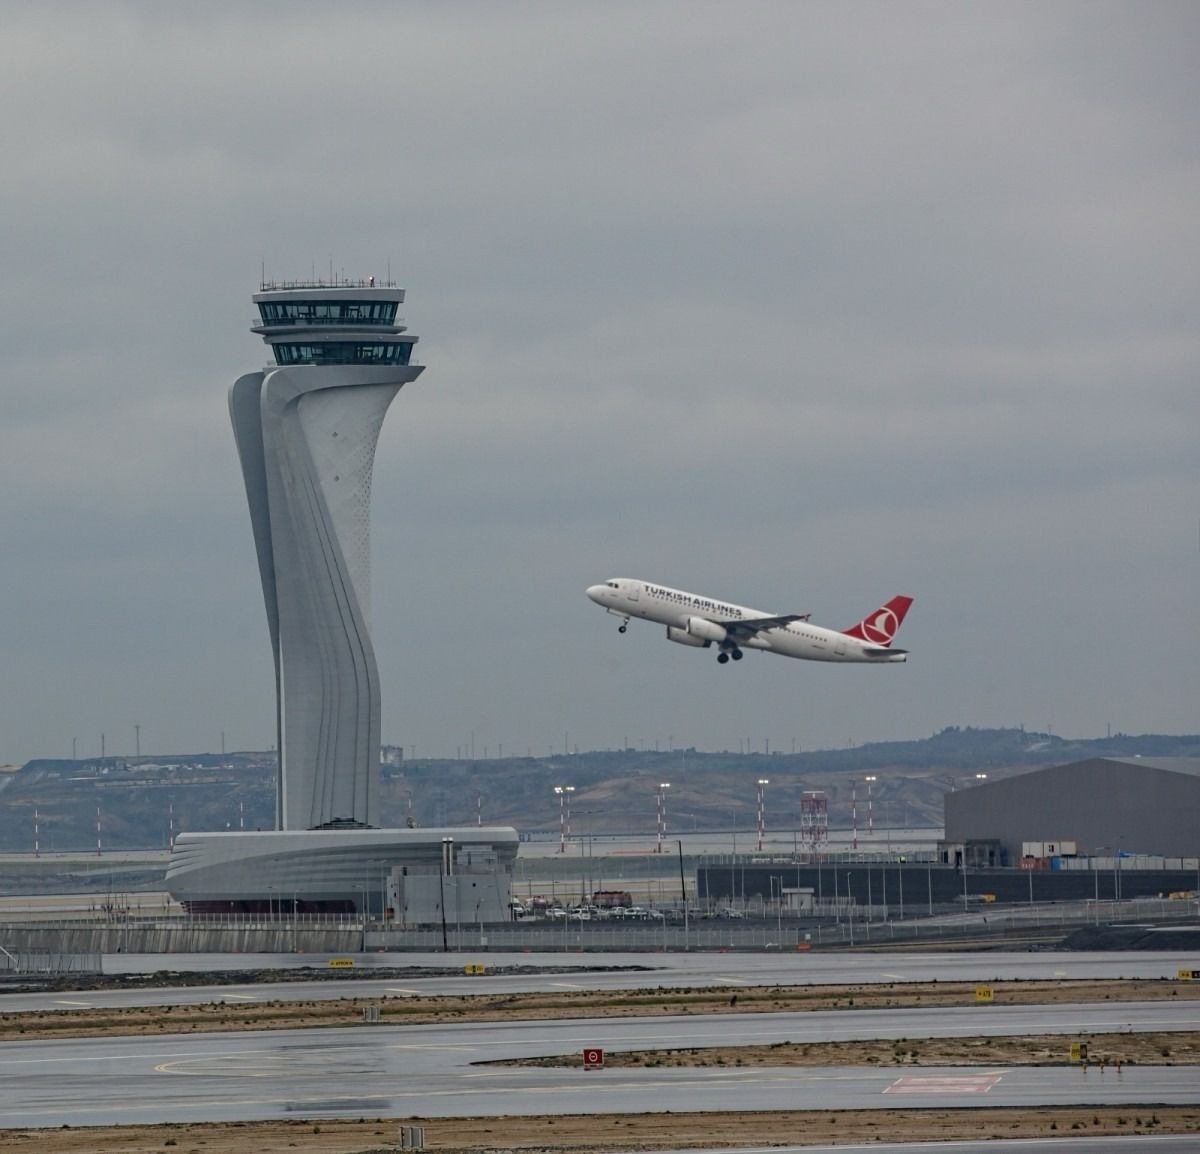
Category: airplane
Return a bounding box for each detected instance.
[586,578,913,665]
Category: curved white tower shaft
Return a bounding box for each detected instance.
[230,281,423,830]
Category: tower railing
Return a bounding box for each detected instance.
[259,277,399,291]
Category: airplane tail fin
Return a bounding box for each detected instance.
[842,595,913,647]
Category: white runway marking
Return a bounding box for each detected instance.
[713,977,748,985]
[551,981,585,989]
[386,987,422,995]
[218,993,258,1001]
[53,1000,92,1008]
[884,1072,1005,1095]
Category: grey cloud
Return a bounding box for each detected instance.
[0,2,1196,764]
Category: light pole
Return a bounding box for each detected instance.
[656,782,670,853]
[865,776,876,837]
[756,778,769,851]
[1093,846,1107,922]
[851,779,858,850]
[554,785,575,854]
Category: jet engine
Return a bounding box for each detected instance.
[685,616,728,644]
[666,625,708,648]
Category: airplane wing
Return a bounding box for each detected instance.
[720,613,810,638]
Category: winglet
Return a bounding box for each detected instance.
[842,596,913,647]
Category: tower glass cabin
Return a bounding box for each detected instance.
[231,278,424,831]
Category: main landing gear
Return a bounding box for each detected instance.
[717,647,743,665]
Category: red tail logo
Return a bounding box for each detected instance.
[843,595,913,646]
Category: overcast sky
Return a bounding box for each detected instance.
[1,2,1196,765]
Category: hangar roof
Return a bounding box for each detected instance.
[1094,756,1200,778]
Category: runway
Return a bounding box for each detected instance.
[7,949,1197,1013]
[0,1002,1195,1128]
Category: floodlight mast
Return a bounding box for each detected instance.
[554,785,575,853]
[756,778,769,851]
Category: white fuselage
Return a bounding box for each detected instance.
[586,578,907,663]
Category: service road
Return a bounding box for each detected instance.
[7,949,1197,1014]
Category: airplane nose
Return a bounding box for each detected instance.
[586,584,607,604]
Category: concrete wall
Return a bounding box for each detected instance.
[0,924,362,954]
[230,359,421,829]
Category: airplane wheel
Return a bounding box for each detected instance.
[731,649,743,661]
[618,624,627,633]
[717,652,730,664]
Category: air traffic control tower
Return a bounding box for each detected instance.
[230,279,423,830]
[166,279,519,918]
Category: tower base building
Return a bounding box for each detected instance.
[166,827,519,921]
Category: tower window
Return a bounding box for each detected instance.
[258,300,399,325]
[273,342,414,366]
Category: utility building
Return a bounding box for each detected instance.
[943,757,1200,866]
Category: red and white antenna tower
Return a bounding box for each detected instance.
[800,791,829,856]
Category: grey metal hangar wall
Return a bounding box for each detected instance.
[943,757,1200,862]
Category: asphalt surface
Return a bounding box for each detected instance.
[6,949,1198,1013]
[0,1002,1196,1128]
[651,1143,1200,1154]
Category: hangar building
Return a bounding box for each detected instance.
[943,757,1200,866]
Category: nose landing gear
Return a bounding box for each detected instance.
[618,617,629,633]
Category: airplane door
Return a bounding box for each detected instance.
[628,582,640,602]
[833,634,847,657]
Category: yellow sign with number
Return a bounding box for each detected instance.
[464,963,486,975]
[329,958,355,968]
[974,984,994,1002]
[1177,968,1199,981]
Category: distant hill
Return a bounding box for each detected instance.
[1,728,1196,851]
